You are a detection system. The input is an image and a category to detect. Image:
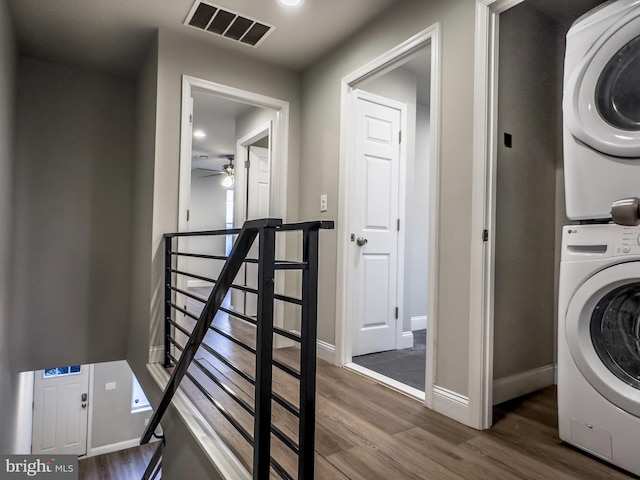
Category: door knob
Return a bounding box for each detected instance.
[356,237,368,247]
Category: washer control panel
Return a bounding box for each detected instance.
[613,228,640,256]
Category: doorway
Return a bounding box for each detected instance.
[336,26,441,403]
[177,76,290,343]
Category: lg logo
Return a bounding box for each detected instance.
[567,229,578,234]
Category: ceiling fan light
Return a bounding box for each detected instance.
[222,175,234,188]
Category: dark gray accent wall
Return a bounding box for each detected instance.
[493,3,560,384]
[12,57,135,372]
[0,0,18,454]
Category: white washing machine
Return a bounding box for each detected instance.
[563,0,640,221]
[558,224,640,476]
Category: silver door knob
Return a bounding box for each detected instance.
[356,237,368,247]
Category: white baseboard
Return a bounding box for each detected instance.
[493,364,556,405]
[411,315,427,331]
[187,279,212,288]
[432,385,469,426]
[289,330,336,364]
[149,346,164,364]
[317,339,336,364]
[400,331,414,349]
[87,437,158,458]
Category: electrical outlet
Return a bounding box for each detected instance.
[320,194,328,212]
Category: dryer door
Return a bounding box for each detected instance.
[566,262,640,416]
[564,7,640,158]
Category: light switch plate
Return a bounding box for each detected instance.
[105,382,116,391]
[320,194,328,212]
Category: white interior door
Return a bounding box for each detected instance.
[351,90,402,356]
[244,144,270,317]
[32,365,89,455]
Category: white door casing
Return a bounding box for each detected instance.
[244,144,271,317]
[32,366,89,455]
[350,90,403,357]
[336,25,441,406]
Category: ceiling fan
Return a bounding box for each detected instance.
[193,154,235,179]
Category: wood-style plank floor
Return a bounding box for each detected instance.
[169,291,639,480]
[78,442,158,479]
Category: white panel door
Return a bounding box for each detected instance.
[244,145,270,317]
[351,90,402,356]
[32,366,89,455]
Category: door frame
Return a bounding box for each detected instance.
[178,75,289,234]
[469,0,525,429]
[178,76,290,343]
[335,24,441,406]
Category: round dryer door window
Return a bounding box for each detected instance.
[563,9,640,157]
[565,262,640,417]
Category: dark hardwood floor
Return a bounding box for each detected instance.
[78,442,158,479]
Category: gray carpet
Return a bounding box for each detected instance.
[352,329,426,391]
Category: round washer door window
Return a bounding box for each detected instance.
[565,262,640,417]
[590,282,640,389]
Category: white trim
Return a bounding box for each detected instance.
[86,437,159,458]
[432,386,470,426]
[492,364,556,405]
[290,330,337,365]
[335,25,441,412]
[187,279,212,289]
[317,339,336,365]
[149,346,164,364]
[400,331,414,349]
[147,363,251,480]
[410,315,427,331]
[346,363,425,401]
[85,364,94,458]
[469,0,525,430]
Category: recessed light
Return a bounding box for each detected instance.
[193,130,206,138]
[276,0,304,7]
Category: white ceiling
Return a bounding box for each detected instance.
[6,0,399,75]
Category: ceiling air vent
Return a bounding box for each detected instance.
[184,1,274,47]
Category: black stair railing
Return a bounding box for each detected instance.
[140,218,333,480]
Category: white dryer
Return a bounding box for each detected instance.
[558,224,640,476]
[563,0,640,221]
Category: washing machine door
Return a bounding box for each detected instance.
[566,262,640,416]
[564,6,640,158]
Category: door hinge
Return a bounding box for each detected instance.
[245,160,250,169]
[397,218,400,231]
[189,114,193,126]
[482,229,489,242]
[399,130,402,144]
[395,306,399,319]
[187,209,190,222]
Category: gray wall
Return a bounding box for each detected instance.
[12,58,135,372]
[0,0,17,454]
[186,174,229,282]
[493,3,559,383]
[300,0,476,394]
[404,103,430,331]
[91,361,151,449]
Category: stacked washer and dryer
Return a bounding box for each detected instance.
[560,0,640,476]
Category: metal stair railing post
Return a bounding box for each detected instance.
[253,224,277,479]
[297,226,320,479]
[140,218,282,445]
[164,236,173,368]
